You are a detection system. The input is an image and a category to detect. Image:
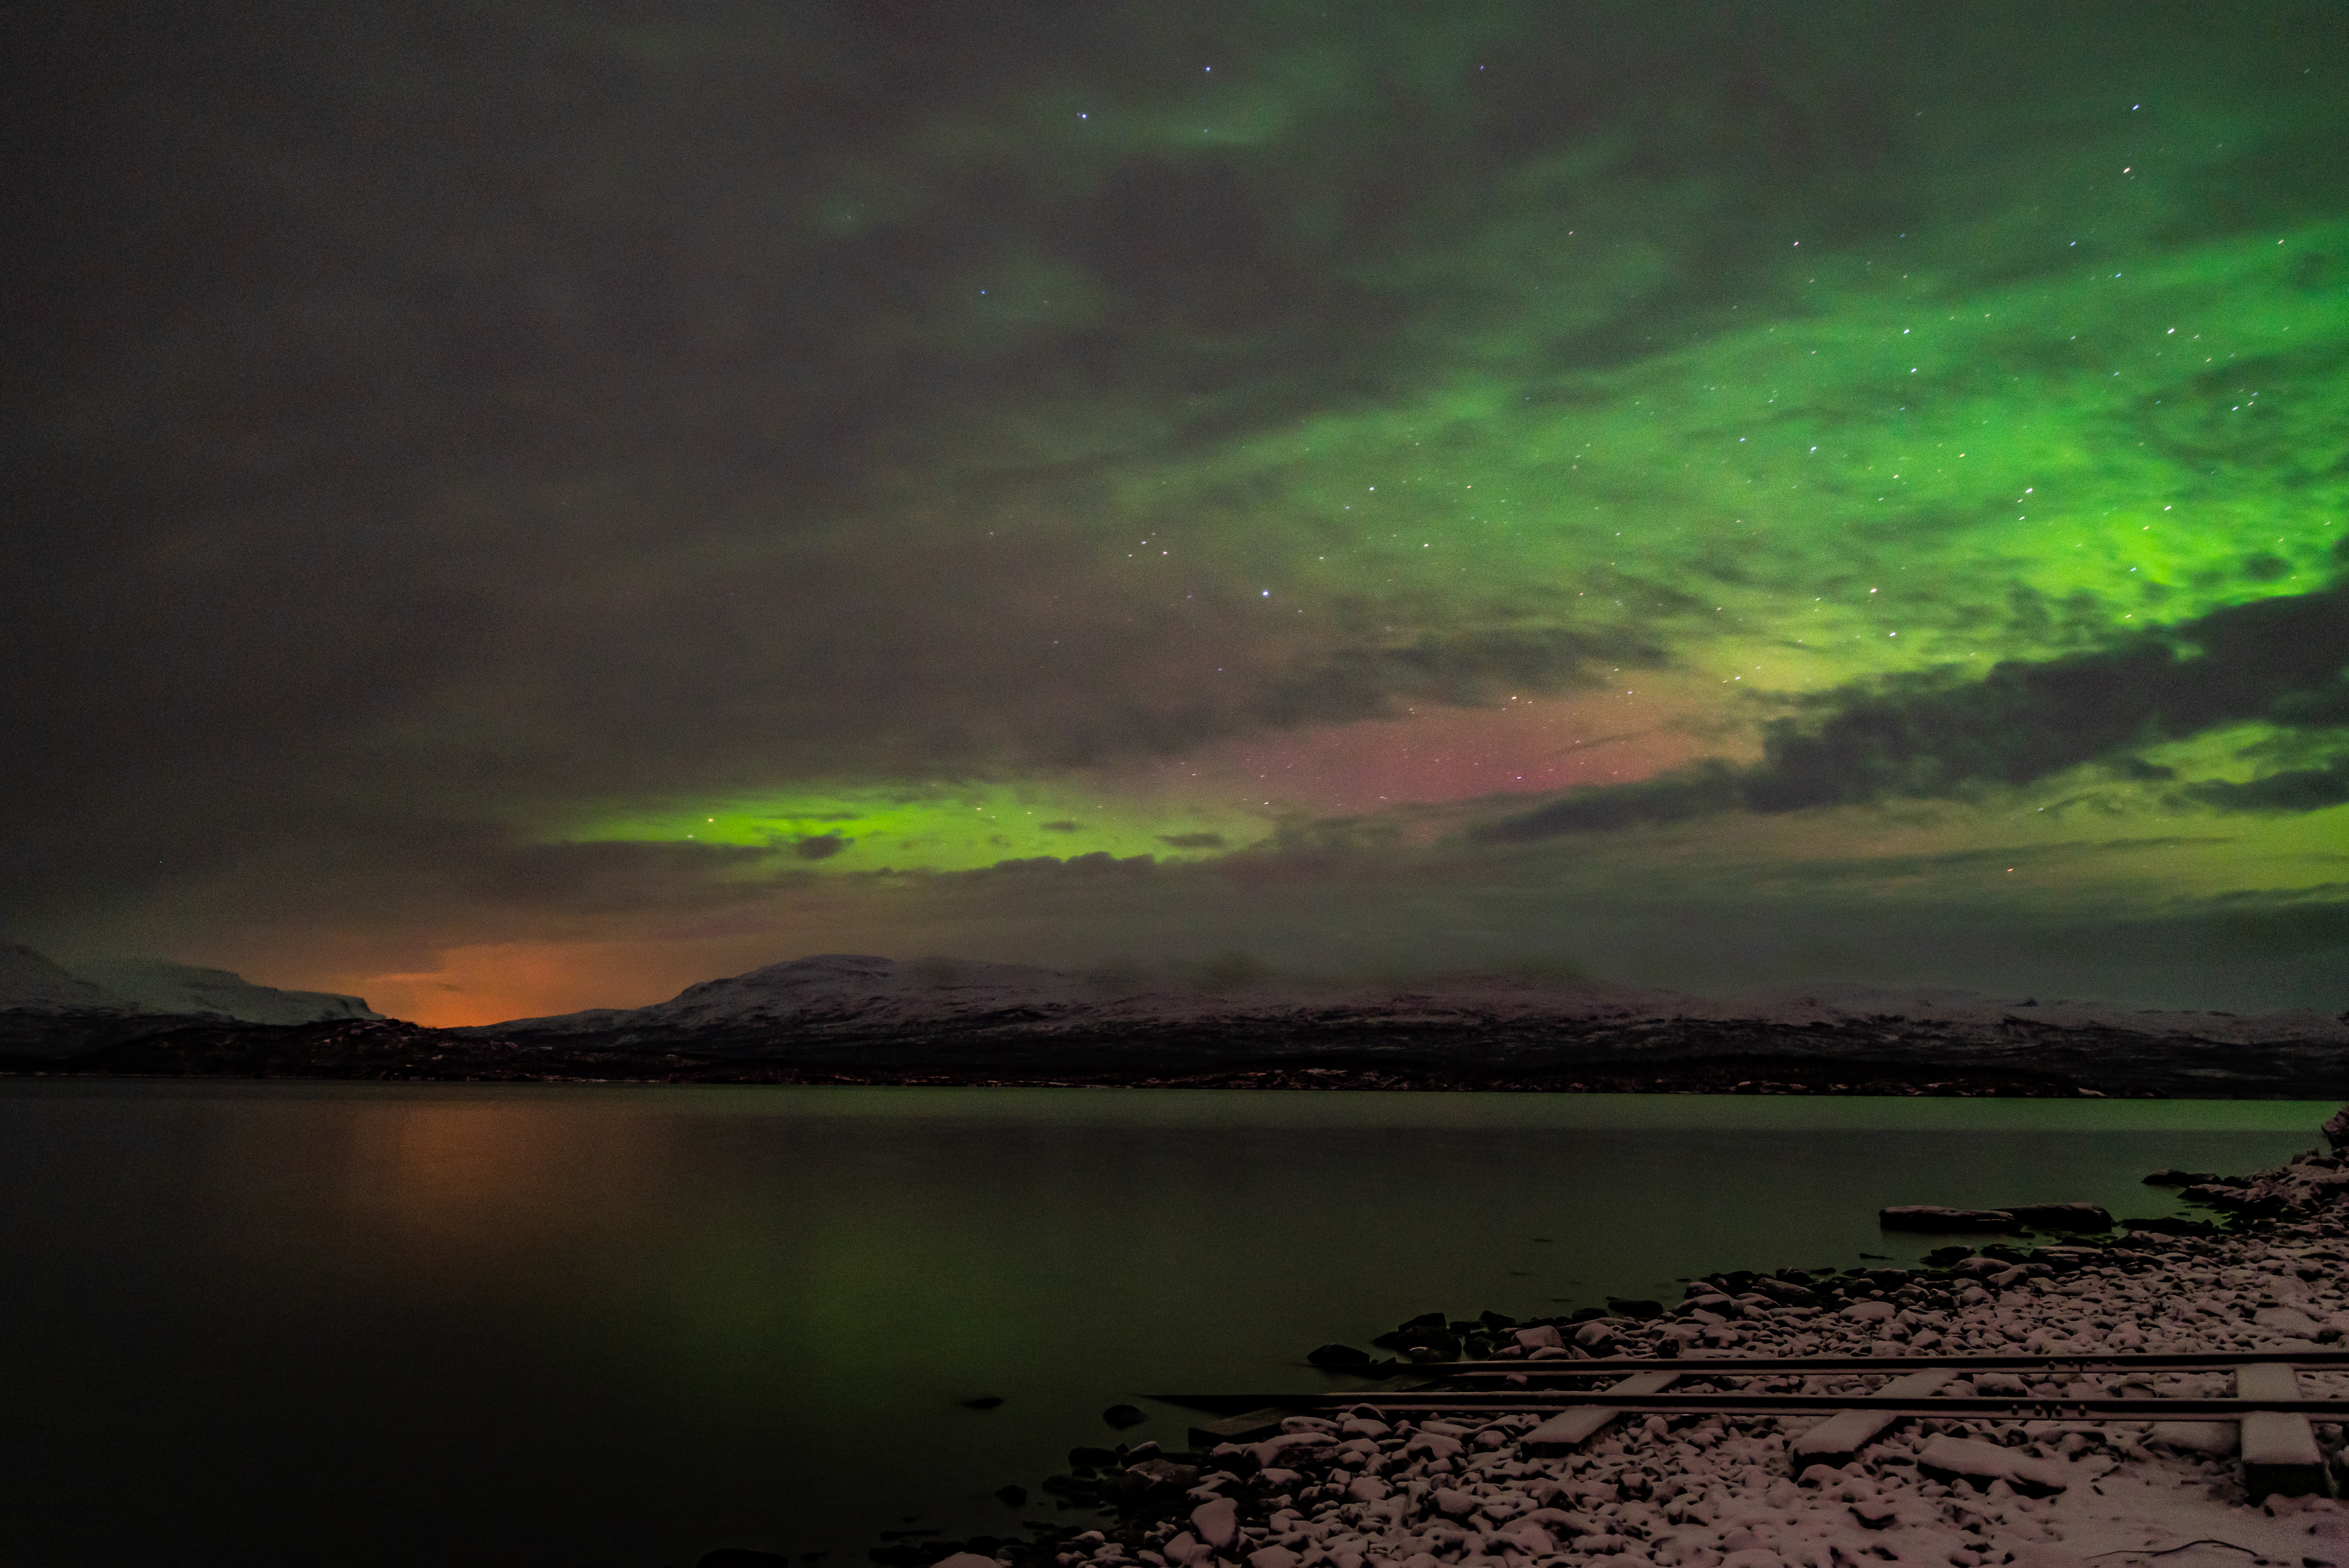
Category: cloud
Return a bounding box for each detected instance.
[1481,577,2349,841]
[1157,832,1229,849]
[1750,837,2241,889]
[2180,762,2349,812]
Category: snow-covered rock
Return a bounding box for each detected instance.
[1915,1434,2078,1495]
[1188,1496,1237,1549]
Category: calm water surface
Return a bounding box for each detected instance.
[0,1083,2328,1568]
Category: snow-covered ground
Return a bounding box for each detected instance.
[1038,1147,2349,1568]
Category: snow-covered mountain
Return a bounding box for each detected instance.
[66,957,381,1025]
[472,952,2349,1053]
[0,943,381,1035]
[0,944,111,1012]
[471,952,1658,1043]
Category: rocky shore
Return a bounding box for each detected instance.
[811,1133,2349,1568]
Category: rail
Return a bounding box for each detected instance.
[1163,1350,2344,1502]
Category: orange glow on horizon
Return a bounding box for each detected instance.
[359,941,714,1028]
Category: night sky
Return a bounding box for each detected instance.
[8,2,2348,1024]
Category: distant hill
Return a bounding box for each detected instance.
[66,957,380,1026]
[0,943,381,1054]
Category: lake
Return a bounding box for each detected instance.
[0,1082,2330,1568]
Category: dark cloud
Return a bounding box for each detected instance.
[2180,759,2349,813]
[975,853,1161,881]
[1752,838,2240,888]
[708,847,2349,1015]
[1157,832,1229,850]
[454,841,784,912]
[2129,897,2349,965]
[2205,882,2349,908]
[791,836,850,861]
[1482,579,2349,841]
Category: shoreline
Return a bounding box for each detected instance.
[7,1010,2349,1099]
[876,1128,2349,1568]
[0,1062,2139,1096]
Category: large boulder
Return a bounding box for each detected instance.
[1573,1320,1621,1355]
[1191,1497,1238,1550]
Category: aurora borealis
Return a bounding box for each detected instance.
[7,2,2347,1023]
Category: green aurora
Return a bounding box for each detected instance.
[562,165,2349,906]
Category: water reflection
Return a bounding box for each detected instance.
[338,1101,664,1243]
[0,1083,2328,1568]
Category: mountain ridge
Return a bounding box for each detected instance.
[9,949,2344,1095]
[0,943,382,1052]
[462,952,2349,1051]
